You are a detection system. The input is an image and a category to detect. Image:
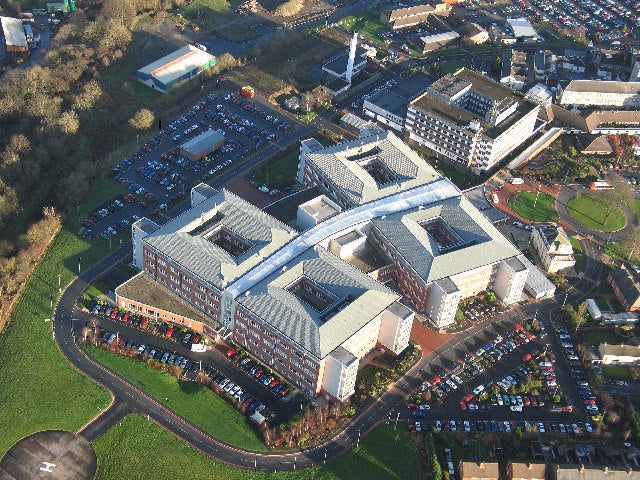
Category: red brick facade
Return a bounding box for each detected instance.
[142,245,223,321]
[232,305,322,396]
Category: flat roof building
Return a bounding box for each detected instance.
[405,68,540,173]
[416,31,460,54]
[1,16,28,52]
[137,44,216,93]
[507,17,537,39]
[363,72,431,131]
[179,129,225,162]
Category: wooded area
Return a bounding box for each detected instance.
[0,0,210,328]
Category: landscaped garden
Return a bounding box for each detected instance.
[508,191,558,222]
[92,414,420,480]
[567,195,626,232]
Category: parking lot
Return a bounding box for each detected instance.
[77,90,299,242]
[405,314,601,435]
[89,303,305,425]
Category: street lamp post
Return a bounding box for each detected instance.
[77,257,81,274]
[561,292,568,309]
[58,273,61,293]
[324,449,327,465]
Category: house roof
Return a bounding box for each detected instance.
[564,80,640,95]
[371,194,520,283]
[461,462,500,479]
[535,225,572,253]
[304,130,440,205]
[511,463,547,479]
[609,267,640,306]
[144,189,297,289]
[581,135,613,154]
[555,465,640,480]
[599,343,640,358]
[1,16,27,48]
[236,246,400,359]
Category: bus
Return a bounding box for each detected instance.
[589,180,613,190]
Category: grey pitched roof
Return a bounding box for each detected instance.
[237,247,399,359]
[610,267,640,305]
[304,130,440,205]
[372,195,520,283]
[145,189,296,288]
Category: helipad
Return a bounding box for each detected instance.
[0,430,96,480]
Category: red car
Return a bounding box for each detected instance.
[166,327,174,338]
[139,318,148,329]
[253,368,264,378]
[463,393,474,403]
[121,313,130,323]
[522,353,532,362]
[225,348,236,358]
[110,309,118,319]
[459,401,467,410]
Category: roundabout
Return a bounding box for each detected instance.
[567,195,626,233]
[508,190,558,223]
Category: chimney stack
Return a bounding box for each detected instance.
[345,32,358,85]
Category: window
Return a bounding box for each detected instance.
[278,341,288,350]
[292,350,303,359]
[158,268,166,275]
[275,348,288,359]
[195,293,205,300]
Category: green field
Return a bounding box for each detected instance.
[567,196,626,232]
[93,414,420,480]
[251,148,299,189]
[85,345,266,451]
[340,12,388,45]
[583,331,622,348]
[0,231,116,456]
[179,0,241,30]
[441,60,471,74]
[508,191,558,222]
[0,173,151,456]
[602,365,633,380]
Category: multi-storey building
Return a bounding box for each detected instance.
[530,225,575,274]
[123,186,297,334]
[232,246,413,400]
[120,132,530,399]
[405,68,539,173]
[297,130,441,208]
[559,80,640,108]
[296,131,528,327]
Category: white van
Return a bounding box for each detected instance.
[511,177,524,185]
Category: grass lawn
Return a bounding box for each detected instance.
[179,0,241,30]
[583,331,621,348]
[433,161,482,190]
[567,196,626,232]
[93,414,420,480]
[84,345,265,451]
[602,365,634,380]
[251,148,299,188]
[217,21,260,42]
[340,12,388,45]
[0,227,119,456]
[508,191,557,222]
[441,60,471,74]
[434,433,490,464]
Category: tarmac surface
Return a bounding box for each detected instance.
[0,431,96,480]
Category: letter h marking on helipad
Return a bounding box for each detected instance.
[40,462,56,473]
